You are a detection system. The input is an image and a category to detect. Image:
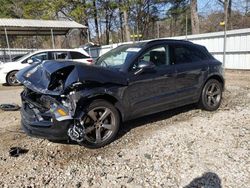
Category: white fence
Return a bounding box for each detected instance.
[1,28,249,69]
[0,48,36,62]
[90,28,250,70]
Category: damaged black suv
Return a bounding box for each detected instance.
[17,39,224,148]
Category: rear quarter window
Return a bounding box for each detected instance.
[70,52,88,59]
[173,44,211,64]
[50,51,68,60]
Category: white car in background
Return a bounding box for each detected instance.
[0,48,93,86]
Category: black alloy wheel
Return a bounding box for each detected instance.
[6,71,21,86]
[80,100,120,148]
[199,79,222,111]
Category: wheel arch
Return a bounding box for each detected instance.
[6,70,19,83]
[204,74,225,90]
[83,94,125,122]
[198,74,224,103]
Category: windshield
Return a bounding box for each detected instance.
[15,52,32,62]
[95,45,141,68]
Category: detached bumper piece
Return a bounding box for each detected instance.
[20,89,72,140]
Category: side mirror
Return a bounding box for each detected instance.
[27,59,33,64]
[134,60,156,75]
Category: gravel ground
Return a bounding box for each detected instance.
[0,70,249,188]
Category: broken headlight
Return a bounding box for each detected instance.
[50,102,72,121]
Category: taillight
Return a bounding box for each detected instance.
[87,59,93,64]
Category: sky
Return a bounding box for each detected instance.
[88,0,249,39]
[198,0,248,14]
[156,0,248,18]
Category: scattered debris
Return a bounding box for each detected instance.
[127,177,134,183]
[87,178,94,186]
[144,153,152,160]
[0,71,249,187]
[76,182,82,188]
[0,104,20,111]
[117,151,123,158]
[96,155,102,161]
[9,147,28,157]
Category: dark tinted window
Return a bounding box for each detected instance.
[141,46,170,67]
[70,52,88,59]
[131,46,170,71]
[50,52,68,60]
[173,45,208,64]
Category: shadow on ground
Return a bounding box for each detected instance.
[50,104,197,146]
[117,104,197,140]
[185,172,221,188]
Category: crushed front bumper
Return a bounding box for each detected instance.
[20,89,72,140]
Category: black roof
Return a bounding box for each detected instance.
[146,39,193,44]
[120,39,193,48]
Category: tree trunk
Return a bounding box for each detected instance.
[105,11,109,45]
[108,12,113,44]
[190,0,200,34]
[123,9,130,42]
[145,2,150,39]
[119,0,124,42]
[224,0,232,29]
[170,18,173,37]
[93,0,100,44]
[119,11,124,42]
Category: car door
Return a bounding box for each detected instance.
[171,44,208,103]
[124,45,176,118]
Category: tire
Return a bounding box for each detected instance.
[6,71,21,86]
[199,79,223,111]
[0,104,20,111]
[80,99,120,149]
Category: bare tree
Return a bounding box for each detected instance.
[93,0,100,44]
[118,0,124,42]
[190,0,200,34]
[123,8,131,42]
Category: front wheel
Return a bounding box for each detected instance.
[199,79,222,111]
[6,71,21,86]
[80,100,120,148]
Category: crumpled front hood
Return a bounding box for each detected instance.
[16,60,127,95]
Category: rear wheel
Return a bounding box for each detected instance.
[80,100,120,148]
[199,79,222,111]
[6,71,20,86]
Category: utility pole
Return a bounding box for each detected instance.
[87,28,90,43]
[50,29,55,49]
[185,12,188,40]
[223,0,229,68]
[4,27,12,61]
[157,21,160,38]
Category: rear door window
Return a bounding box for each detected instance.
[173,45,208,64]
[50,51,69,60]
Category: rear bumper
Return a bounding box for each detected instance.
[21,99,71,141]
